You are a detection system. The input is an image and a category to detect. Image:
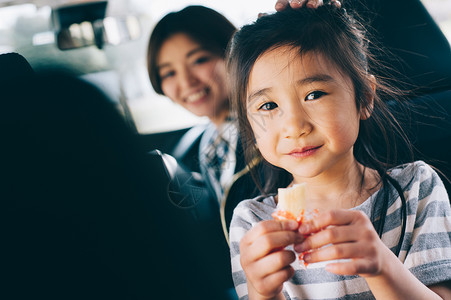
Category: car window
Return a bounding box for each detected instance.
[0,0,276,133]
[0,0,449,134]
[421,0,451,42]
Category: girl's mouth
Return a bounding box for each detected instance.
[288,145,322,158]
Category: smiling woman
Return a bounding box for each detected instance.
[147,5,234,127]
[144,5,267,299]
[156,33,229,125]
[124,0,277,133]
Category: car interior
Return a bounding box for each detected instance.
[0,55,237,300]
[0,0,450,299]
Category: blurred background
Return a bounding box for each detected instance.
[0,0,449,134]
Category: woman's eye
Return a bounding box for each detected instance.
[258,102,278,111]
[193,56,210,65]
[160,70,175,80]
[305,91,326,101]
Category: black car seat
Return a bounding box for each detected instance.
[351,0,451,195]
[0,52,34,81]
[351,0,451,94]
[0,53,225,299]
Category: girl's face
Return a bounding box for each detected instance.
[157,33,229,125]
[246,46,367,184]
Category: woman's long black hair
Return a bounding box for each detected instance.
[227,5,410,256]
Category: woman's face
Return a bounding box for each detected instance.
[157,33,229,124]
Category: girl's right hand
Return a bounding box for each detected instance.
[275,0,341,11]
[239,219,302,299]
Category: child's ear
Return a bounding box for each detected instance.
[360,74,376,120]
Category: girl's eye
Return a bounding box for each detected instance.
[305,91,326,101]
[258,102,278,111]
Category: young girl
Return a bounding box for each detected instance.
[227,5,451,300]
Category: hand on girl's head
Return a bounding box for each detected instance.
[239,219,303,297]
[293,209,390,277]
[275,0,341,11]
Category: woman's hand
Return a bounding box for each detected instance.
[293,209,391,277]
[240,219,302,299]
[275,0,341,11]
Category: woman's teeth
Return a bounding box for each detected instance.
[186,89,207,103]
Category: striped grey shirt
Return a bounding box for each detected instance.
[229,161,451,299]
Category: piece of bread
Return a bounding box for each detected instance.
[274,183,309,266]
[273,183,306,222]
[278,183,306,217]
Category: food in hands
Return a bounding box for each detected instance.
[272,183,315,267]
[272,183,307,224]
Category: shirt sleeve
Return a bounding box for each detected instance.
[229,201,253,299]
[403,162,451,286]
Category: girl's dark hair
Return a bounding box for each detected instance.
[227,5,414,195]
[147,5,236,95]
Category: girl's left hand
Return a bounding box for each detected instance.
[293,209,392,277]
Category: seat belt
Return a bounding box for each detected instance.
[171,123,208,160]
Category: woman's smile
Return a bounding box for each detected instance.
[157,33,229,123]
[184,87,209,104]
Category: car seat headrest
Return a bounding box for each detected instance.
[351,0,451,95]
[0,52,34,81]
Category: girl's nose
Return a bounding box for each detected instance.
[282,105,311,139]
